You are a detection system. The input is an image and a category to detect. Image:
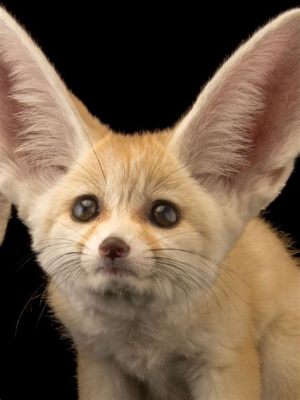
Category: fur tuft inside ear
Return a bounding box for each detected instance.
[172,9,300,219]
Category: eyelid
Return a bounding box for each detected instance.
[150,199,181,215]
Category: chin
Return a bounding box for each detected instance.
[78,272,156,314]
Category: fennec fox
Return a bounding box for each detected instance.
[0,7,299,400]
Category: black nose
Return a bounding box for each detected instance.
[99,236,130,260]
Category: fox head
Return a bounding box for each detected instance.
[0,8,300,313]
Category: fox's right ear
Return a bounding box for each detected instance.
[0,7,92,239]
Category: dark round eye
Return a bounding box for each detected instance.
[150,201,180,228]
[71,195,100,222]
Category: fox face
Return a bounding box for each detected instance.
[28,132,233,314]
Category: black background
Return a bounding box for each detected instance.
[0,2,299,399]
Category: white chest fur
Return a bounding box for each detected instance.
[61,290,206,398]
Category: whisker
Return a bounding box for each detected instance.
[153,259,214,315]
[34,291,49,329]
[156,258,223,313]
[16,251,38,272]
[145,230,200,246]
[15,281,46,338]
[143,131,175,194]
[148,249,256,316]
[146,247,249,288]
[59,154,103,193]
[65,93,107,186]
[153,263,193,317]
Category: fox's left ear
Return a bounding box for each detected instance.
[172,9,300,220]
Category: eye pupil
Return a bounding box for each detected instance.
[72,195,99,222]
[151,201,179,228]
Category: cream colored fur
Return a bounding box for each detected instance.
[0,7,300,400]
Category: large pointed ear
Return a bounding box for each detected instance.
[171,9,300,220]
[0,8,90,207]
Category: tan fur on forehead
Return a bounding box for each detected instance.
[93,130,171,169]
[92,131,191,190]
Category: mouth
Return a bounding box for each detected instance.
[95,258,137,278]
[97,265,136,277]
